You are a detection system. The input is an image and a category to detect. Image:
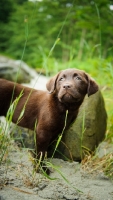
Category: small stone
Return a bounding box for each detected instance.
[63,194,79,200]
[33,187,39,192]
[38,183,47,190]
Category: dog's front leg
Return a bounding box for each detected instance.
[35,127,52,175]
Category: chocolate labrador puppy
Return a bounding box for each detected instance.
[0,68,98,174]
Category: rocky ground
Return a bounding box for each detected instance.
[0,143,113,200]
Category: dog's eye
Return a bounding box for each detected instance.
[75,76,82,81]
[59,77,65,81]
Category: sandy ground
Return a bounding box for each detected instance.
[0,143,113,200]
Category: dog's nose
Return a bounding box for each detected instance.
[63,84,71,89]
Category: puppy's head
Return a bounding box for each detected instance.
[46,69,98,104]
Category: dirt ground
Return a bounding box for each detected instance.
[0,144,113,200]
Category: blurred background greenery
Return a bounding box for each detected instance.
[0,0,113,140]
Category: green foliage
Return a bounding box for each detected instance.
[0,0,14,23]
[0,128,10,163]
[51,110,68,160]
[0,90,26,164]
[0,0,113,69]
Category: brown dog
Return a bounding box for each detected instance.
[0,68,98,173]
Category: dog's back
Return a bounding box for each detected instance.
[0,79,47,129]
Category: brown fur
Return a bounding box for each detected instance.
[0,68,98,174]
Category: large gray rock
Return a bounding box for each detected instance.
[0,55,48,90]
[0,55,38,83]
[56,90,107,161]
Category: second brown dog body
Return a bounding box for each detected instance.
[0,68,98,173]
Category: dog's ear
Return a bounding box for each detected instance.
[46,73,60,93]
[85,73,99,97]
